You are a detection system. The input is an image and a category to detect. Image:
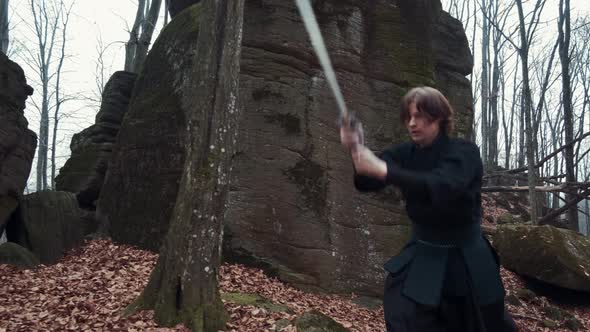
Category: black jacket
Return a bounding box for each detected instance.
[354,134,505,306]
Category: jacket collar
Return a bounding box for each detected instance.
[413,132,449,151]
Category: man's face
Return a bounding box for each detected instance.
[405,102,441,147]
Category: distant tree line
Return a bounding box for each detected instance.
[443,0,590,231]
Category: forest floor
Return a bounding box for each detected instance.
[1,237,590,332]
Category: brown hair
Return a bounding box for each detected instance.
[400,86,454,135]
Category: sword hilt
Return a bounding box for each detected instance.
[338,112,364,147]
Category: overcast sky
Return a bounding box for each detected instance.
[7,0,590,190]
[9,0,167,188]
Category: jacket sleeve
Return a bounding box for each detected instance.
[385,142,482,208]
[353,145,405,192]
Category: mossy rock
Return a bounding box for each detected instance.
[294,310,349,332]
[542,319,558,328]
[543,305,564,321]
[6,191,87,264]
[0,242,40,268]
[351,296,382,311]
[221,292,292,313]
[274,319,292,331]
[563,317,582,331]
[514,288,536,302]
[496,213,515,224]
[494,225,590,292]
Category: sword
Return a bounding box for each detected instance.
[295,0,364,149]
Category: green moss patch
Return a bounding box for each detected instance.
[221,292,292,313]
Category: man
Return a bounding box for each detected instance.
[340,87,518,331]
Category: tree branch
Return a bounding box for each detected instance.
[489,131,590,175]
[538,187,590,224]
[482,182,590,193]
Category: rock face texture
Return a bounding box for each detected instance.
[55,71,136,208]
[225,0,473,295]
[99,0,474,296]
[6,191,91,264]
[493,225,590,293]
[0,52,37,236]
[96,6,199,247]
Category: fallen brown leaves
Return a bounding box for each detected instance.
[1,238,589,331]
[482,193,511,224]
[501,267,590,331]
[219,264,384,331]
[0,239,381,332]
[0,240,186,332]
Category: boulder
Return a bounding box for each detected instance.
[6,191,93,264]
[0,52,37,235]
[225,0,471,296]
[96,4,200,248]
[0,242,40,268]
[493,224,590,292]
[295,310,349,332]
[100,0,473,296]
[55,71,136,208]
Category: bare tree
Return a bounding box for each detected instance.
[557,0,578,230]
[124,0,162,73]
[84,32,120,109]
[50,1,73,189]
[487,0,515,167]
[18,0,74,191]
[164,0,169,26]
[0,0,8,53]
[501,58,520,169]
[480,0,491,166]
[475,0,518,168]
[515,0,549,224]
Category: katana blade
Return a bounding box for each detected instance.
[295,0,349,120]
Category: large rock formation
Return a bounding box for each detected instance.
[6,191,92,264]
[0,52,37,236]
[96,6,199,246]
[55,71,136,208]
[226,0,473,295]
[493,224,590,293]
[98,0,474,296]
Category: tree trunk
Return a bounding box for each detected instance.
[518,92,525,168]
[505,60,519,170]
[469,0,477,143]
[124,0,146,72]
[37,60,50,191]
[164,0,169,26]
[515,0,540,224]
[558,0,578,231]
[481,0,490,167]
[125,1,244,330]
[51,7,69,189]
[0,0,8,54]
[132,0,162,73]
[489,42,500,166]
[585,198,589,236]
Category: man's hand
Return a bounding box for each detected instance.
[339,114,364,151]
[351,145,388,180]
[340,125,360,150]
